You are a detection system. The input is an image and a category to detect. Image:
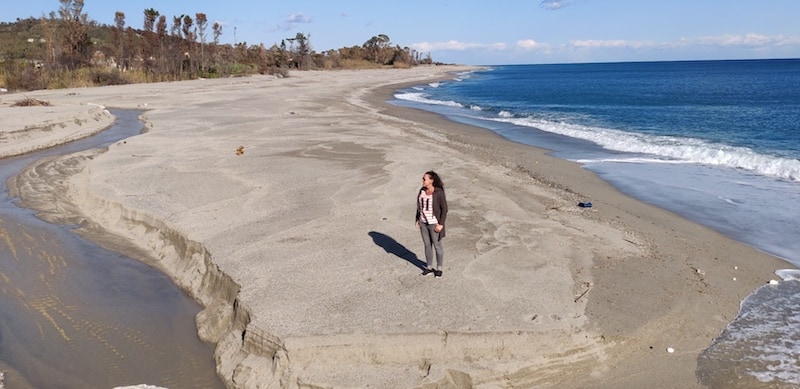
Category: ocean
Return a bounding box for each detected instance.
[391,59,800,387]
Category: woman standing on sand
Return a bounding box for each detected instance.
[415,171,448,278]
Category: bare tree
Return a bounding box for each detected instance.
[169,16,183,75]
[285,32,311,69]
[211,21,223,72]
[143,8,158,33]
[142,8,159,65]
[113,11,125,69]
[195,13,207,73]
[7,6,433,89]
[156,15,167,75]
[40,12,58,65]
[277,40,290,68]
[58,0,91,69]
[124,26,139,70]
[181,15,194,41]
[212,22,222,45]
[181,15,194,74]
[170,15,181,37]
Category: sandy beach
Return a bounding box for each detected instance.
[1,67,790,388]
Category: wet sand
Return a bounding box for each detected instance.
[0,67,790,388]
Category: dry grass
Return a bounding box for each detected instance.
[124,70,157,83]
[13,97,52,107]
[46,68,101,89]
[338,59,387,69]
[2,61,420,93]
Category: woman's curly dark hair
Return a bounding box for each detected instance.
[425,170,444,189]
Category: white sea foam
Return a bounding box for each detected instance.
[776,269,800,281]
[394,89,800,181]
[454,70,477,80]
[699,279,800,386]
[428,82,442,88]
[575,157,694,164]
[394,92,464,108]
[717,195,744,205]
[491,116,800,182]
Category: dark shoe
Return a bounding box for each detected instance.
[434,270,443,278]
[421,268,434,276]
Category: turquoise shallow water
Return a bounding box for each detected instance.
[392,59,800,386]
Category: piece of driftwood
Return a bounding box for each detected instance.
[574,286,591,303]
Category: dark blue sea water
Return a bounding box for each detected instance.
[392,59,800,387]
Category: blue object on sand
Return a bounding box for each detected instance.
[578,202,592,208]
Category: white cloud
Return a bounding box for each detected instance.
[286,13,312,24]
[540,0,571,10]
[413,40,507,52]
[690,33,799,47]
[565,33,800,51]
[568,39,657,49]
[517,39,550,51]
[272,13,313,32]
[429,32,800,64]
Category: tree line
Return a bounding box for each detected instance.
[0,0,436,91]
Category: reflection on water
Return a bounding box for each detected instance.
[0,109,223,388]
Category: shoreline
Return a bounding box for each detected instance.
[368,77,792,386]
[2,68,791,387]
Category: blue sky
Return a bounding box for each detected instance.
[4,0,800,65]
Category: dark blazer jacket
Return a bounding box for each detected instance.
[415,187,448,239]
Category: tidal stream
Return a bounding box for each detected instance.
[0,109,223,388]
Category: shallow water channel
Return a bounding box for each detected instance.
[0,109,224,388]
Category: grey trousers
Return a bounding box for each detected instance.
[419,223,444,269]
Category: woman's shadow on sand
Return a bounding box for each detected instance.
[368,231,426,270]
